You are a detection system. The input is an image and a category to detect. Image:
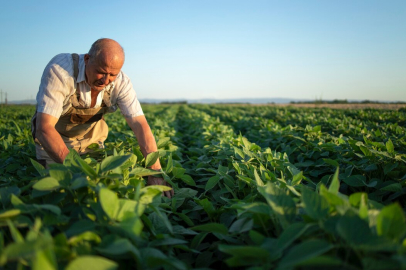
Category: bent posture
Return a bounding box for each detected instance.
[31,38,173,198]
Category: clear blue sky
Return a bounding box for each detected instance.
[0,0,405,102]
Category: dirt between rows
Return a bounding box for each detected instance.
[253,103,406,110]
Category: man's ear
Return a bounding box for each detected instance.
[84,54,90,64]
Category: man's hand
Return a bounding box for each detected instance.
[125,116,174,198]
[36,112,70,163]
[147,176,174,199]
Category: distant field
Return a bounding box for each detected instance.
[0,104,405,269]
[274,103,406,110]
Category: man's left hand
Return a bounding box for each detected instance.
[147,176,174,199]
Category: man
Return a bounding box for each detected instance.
[31,38,173,198]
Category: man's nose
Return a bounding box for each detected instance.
[102,74,110,84]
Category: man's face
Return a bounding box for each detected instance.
[84,53,123,91]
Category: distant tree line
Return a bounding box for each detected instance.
[290,99,406,104]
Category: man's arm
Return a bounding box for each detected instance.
[125,115,174,198]
[36,112,70,163]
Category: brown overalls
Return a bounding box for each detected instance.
[31,54,114,167]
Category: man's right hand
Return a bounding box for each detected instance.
[146,176,174,199]
[36,112,69,163]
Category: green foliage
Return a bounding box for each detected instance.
[0,104,406,269]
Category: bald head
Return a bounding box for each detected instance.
[84,38,125,91]
[88,38,125,65]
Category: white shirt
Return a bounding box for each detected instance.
[36,53,144,118]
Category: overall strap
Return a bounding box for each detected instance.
[71,53,79,80]
[70,54,80,107]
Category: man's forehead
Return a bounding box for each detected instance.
[94,53,123,69]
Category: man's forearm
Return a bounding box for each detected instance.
[134,124,162,170]
[126,116,162,170]
[36,127,70,163]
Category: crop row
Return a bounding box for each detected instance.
[193,104,406,205]
[0,105,405,270]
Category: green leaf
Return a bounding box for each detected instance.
[217,165,228,176]
[323,158,339,167]
[132,147,144,162]
[276,223,309,252]
[337,215,373,245]
[229,218,253,234]
[63,148,81,167]
[380,183,402,192]
[33,204,61,216]
[296,256,343,268]
[165,154,173,173]
[157,137,170,148]
[150,207,173,234]
[176,213,195,227]
[33,177,60,191]
[342,175,366,187]
[359,145,372,156]
[172,167,186,179]
[7,220,24,243]
[68,231,101,245]
[258,183,296,228]
[277,239,333,269]
[142,185,172,193]
[376,203,406,241]
[73,156,97,179]
[49,168,72,184]
[145,152,160,168]
[192,223,228,235]
[30,159,47,177]
[120,154,138,169]
[99,188,119,220]
[205,175,220,191]
[191,232,209,249]
[301,186,329,220]
[254,169,264,187]
[218,245,270,267]
[139,188,161,205]
[116,199,144,221]
[65,220,95,238]
[150,237,188,247]
[234,147,245,159]
[0,209,20,222]
[249,230,265,245]
[32,248,57,270]
[197,198,215,217]
[291,171,303,186]
[96,238,140,258]
[70,177,88,190]
[180,174,196,186]
[119,212,144,236]
[328,167,340,194]
[175,188,198,199]
[1,235,53,261]
[0,186,20,206]
[384,163,398,175]
[10,194,23,206]
[65,256,118,270]
[130,167,162,177]
[386,139,395,154]
[101,155,131,173]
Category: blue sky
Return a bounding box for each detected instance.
[0,0,405,102]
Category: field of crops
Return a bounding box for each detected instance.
[0,104,406,270]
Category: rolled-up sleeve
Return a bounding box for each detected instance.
[115,72,144,118]
[36,54,72,118]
